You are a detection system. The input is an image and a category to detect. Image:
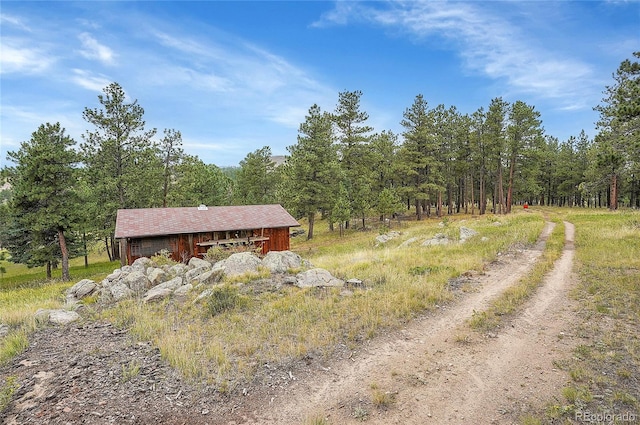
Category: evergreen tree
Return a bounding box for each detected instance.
[236,146,278,205]
[333,90,375,228]
[169,155,233,207]
[284,104,339,240]
[505,100,543,212]
[5,123,79,280]
[594,52,640,209]
[159,128,184,208]
[81,82,158,259]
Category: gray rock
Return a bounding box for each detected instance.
[295,268,344,288]
[194,267,224,285]
[48,309,81,325]
[109,281,134,302]
[155,276,183,291]
[346,278,363,287]
[0,324,9,338]
[193,289,213,304]
[185,266,209,282]
[173,284,193,297]
[124,271,149,294]
[34,309,51,324]
[422,233,451,246]
[169,263,188,276]
[104,269,122,282]
[460,226,479,242]
[398,237,419,248]
[375,231,401,245]
[216,252,262,277]
[143,287,173,303]
[147,267,168,286]
[121,265,132,273]
[66,279,97,300]
[188,257,212,270]
[131,257,154,273]
[262,250,304,273]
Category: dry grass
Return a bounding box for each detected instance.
[100,211,545,391]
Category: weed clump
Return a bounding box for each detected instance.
[205,285,245,316]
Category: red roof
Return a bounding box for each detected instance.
[115,204,300,239]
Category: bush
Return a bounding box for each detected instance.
[205,285,244,316]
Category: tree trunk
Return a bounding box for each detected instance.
[479,173,485,215]
[497,164,505,214]
[307,212,315,240]
[83,232,88,268]
[58,228,70,281]
[105,237,113,262]
[610,173,618,210]
[46,261,52,279]
[506,155,516,214]
[415,199,422,221]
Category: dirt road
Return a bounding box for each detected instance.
[1,222,579,425]
[244,221,578,424]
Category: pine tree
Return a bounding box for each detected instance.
[236,146,278,205]
[5,123,79,280]
[284,104,339,240]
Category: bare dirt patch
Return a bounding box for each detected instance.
[1,222,580,424]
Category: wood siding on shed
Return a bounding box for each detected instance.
[124,227,291,265]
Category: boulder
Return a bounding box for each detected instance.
[147,267,168,286]
[0,324,9,338]
[185,266,209,283]
[194,266,224,285]
[49,310,81,325]
[104,269,122,283]
[216,252,262,277]
[66,279,97,300]
[131,257,154,273]
[398,237,419,248]
[459,226,479,243]
[375,231,400,245]
[262,250,304,273]
[188,257,212,270]
[173,284,193,297]
[124,271,150,294]
[295,268,344,288]
[34,309,81,325]
[422,233,451,246]
[193,289,213,304]
[154,276,183,291]
[109,281,134,302]
[169,263,188,276]
[143,287,173,303]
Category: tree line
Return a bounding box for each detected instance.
[1,52,638,280]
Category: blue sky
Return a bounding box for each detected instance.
[1,1,638,167]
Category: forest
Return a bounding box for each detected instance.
[0,52,638,281]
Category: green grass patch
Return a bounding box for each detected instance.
[468,220,566,331]
[526,209,640,423]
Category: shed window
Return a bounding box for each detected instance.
[131,237,171,257]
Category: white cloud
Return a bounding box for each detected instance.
[78,32,115,65]
[70,69,113,92]
[148,29,335,127]
[0,38,54,74]
[0,13,32,32]
[317,1,599,110]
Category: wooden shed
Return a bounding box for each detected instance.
[114,204,300,265]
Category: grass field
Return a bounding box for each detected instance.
[2,207,638,423]
[99,211,545,388]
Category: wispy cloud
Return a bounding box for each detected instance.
[148,29,335,127]
[0,38,54,75]
[316,1,598,110]
[78,32,115,65]
[0,13,32,32]
[70,69,113,92]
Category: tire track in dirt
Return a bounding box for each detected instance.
[242,221,580,424]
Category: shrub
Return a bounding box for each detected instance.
[206,285,244,316]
